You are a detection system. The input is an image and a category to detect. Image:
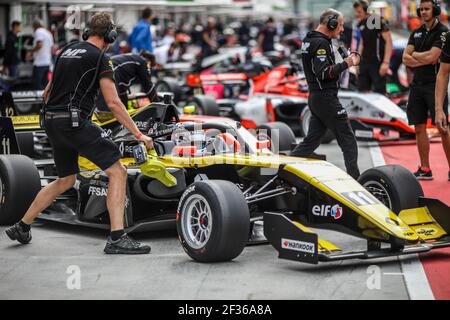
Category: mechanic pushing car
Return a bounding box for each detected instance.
[96,50,157,112]
[353,0,393,94]
[403,0,450,180]
[5,12,154,254]
[290,9,361,179]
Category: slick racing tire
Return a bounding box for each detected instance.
[16,132,34,158]
[189,95,220,116]
[358,165,424,214]
[0,155,41,225]
[257,122,296,153]
[300,107,335,144]
[155,78,182,104]
[177,180,250,262]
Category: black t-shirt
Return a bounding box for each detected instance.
[3,31,20,66]
[46,41,114,118]
[259,26,276,52]
[358,16,389,63]
[439,31,450,64]
[408,22,448,84]
[111,53,153,96]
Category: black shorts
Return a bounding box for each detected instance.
[358,62,386,94]
[407,83,449,125]
[44,117,122,178]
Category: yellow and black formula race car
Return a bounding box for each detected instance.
[0,99,449,265]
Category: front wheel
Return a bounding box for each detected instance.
[177,180,250,262]
[358,165,424,214]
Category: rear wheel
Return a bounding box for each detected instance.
[177,180,250,262]
[300,107,335,144]
[155,78,182,104]
[257,122,296,153]
[189,95,220,116]
[358,165,424,214]
[0,155,41,224]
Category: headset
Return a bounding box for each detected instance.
[82,21,117,43]
[327,14,339,30]
[417,0,441,18]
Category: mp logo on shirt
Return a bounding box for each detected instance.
[300,42,310,54]
[62,48,87,58]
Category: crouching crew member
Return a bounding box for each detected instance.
[97,50,157,111]
[5,13,154,254]
[403,0,449,180]
[290,9,361,179]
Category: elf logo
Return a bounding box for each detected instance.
[312,204,343,220]
[281,238,315,254]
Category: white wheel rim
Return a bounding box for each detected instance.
[181,194,213,249]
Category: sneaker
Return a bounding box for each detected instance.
[414,167,433,180]
[104,233,151,255]
[5,223,32,244]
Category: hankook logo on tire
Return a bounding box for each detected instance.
[177,185,196,213]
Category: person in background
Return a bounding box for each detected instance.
[2,21,22,78]
[403,0,449,180]
[191,16,204,46]
[129,7,153,53]
[161,25,176,46]
[258,17,276,53]
[150,16,160,45]
[283,18,296,36]
[354,0,393,94]
[342,19,353,50]
[238,21,251,46]
[30,19,54,90]
[201,17,220,57]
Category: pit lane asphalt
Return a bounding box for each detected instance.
[0,141,409,300]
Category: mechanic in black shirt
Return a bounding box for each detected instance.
[434,22,450,181]
[290,9,361,179]
[354,0,392,94]
[5,13,153,254]
[96,50,156,111]
[403,0,449,180]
